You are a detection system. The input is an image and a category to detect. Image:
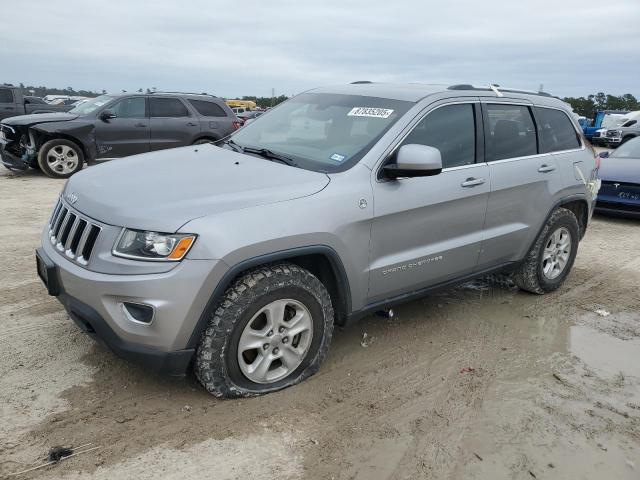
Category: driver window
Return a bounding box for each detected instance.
[108,97,146,119]
[401,104,476,168]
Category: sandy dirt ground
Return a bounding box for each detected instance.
[1,165,639,480]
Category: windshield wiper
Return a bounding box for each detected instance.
[242,147,298,167]
[222,138,244,153]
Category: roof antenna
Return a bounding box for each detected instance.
[489,84,503,97]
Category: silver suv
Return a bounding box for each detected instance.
[36,83,600,397]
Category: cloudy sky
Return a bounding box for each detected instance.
[3,0,639,99]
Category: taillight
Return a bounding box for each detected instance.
[232,121,241,130]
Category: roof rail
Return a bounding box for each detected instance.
[351,80,373,84]
[447,84,552,97]
[2,83,14,87]
[148,91,216,97]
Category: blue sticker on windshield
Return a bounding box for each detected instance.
[329,153,346,163]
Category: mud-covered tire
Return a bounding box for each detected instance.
[513,208,580,294]
[195,263,334,398]
[37,139,84,179]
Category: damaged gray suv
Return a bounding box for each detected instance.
[36,83,600,397]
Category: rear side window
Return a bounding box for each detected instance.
[536,107,581,152]
[401,103,476,168]
[485,104,537,161]
[0,88,14,103]
[149,98,190,117]
[188,99,227,117]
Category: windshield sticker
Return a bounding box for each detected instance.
[329,153,346,163]
[347,107,394,119]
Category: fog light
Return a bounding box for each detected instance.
[122,302,154,324]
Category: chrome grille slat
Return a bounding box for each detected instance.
[48,198,102,266]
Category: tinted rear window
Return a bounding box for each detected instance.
[188,99,227,117]
[485,104,537,161]
[0,88,14,103]
[536,107,581,153]
[150,98,190,117]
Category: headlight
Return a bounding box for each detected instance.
[609,130,622,137]
[113,229,196,261]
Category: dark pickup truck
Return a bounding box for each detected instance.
[0,84,73,121]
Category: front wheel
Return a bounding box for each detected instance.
[513,207,580,294]
[195,264,334,398]
[37,139,84,178]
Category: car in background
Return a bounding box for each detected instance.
[596,137,640,218]
[237,109,264,125]
[603,114,640,148]
[0,92,240,178]
[0,84,74,120]
[583,110,628,146]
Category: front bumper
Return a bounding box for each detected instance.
[0,140,30,170]
[39,238,226,375]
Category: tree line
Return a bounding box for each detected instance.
[562,93,639,118]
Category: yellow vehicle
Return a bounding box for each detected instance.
[225,99,257,110]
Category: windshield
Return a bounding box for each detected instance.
[228,93,413,172]
[610,137,640,158]
[68,95,115,115]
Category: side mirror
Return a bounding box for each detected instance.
[598,151,609,158]
[383,144,443,179]
[99,109,116,121]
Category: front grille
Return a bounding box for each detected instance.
[48,199,101,265]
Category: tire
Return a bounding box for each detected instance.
[513,208,580,294]
[37,139,84,178]
[195,263,334,398]
[192,138,216,145]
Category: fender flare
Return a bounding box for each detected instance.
[523,194,590,255]
[185,245,352,349]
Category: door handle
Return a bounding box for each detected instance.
[134,122,147,127]
[187,122,198,126]
[461,177,486,187]
[538,164,556,173]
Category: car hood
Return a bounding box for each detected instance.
[599,157,640,184]
[63,144,330,232]
[2,112,79,126]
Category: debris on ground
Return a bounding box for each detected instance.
[473,452,483,461]
[360,332,373,348]
[375,309,394,318]
[595,308,611,317]
[48,446,73,462]
[7,444,100,477]
[182,405,192,412]
[460,367,475,374]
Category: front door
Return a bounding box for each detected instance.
[94,96,150,158]
[368,102,490,303]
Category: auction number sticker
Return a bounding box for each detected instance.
[347,107,394,118]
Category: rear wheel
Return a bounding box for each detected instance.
[513,208,579,294]
[37,139,84,178]
[195,263,334,398]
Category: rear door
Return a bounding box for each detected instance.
[477,101,563,269]
[149,97,199,150]
[0,87,18,120]
[94,96,150,158]
[187,99,235,139]
[368,100,490,302]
